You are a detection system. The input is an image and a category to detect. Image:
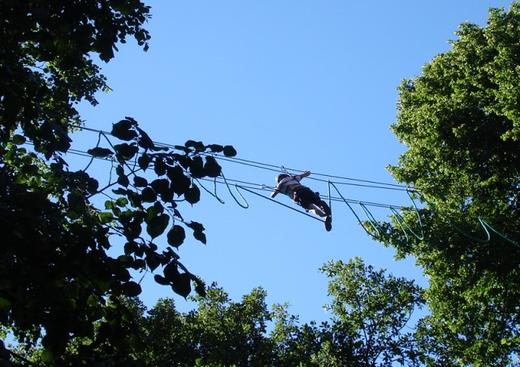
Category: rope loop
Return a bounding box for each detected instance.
[195,177,225,204]
[221,172,249,209]
[327,181,380,239]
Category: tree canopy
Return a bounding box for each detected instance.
[382,3,520,365]
[3,1,520,366]
[17,258,425,367]
[0,0,237,362]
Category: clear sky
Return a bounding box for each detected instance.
[75,0,515,323]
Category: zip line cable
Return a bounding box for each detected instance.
[71,124,415,193]
[60,146,409,211]
[199,155,411,192]
[38,125,519,247]
[59,145,412,231]
[200,154,412,191]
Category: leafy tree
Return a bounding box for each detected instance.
[383,2,520,365]
[14,259,425,366]
[142,285,276,367]
[318,258,424,367]
[270,304,323,366]
[135,260,424,367]
[0,1,237,363]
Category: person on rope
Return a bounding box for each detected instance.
[270,170,332,231]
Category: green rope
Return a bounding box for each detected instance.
[195,177,225,204]
[221,172,249,209]
[327,181,380,239]
[423,200,518,247]
[389,206,425,241]
[449,217,491,243]
[479,218,519,248]
[389,207,409,241]
[359,203,382,237]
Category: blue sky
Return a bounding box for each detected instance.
[75,0,515,323]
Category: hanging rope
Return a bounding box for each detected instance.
[195,177,225,204]
[389,193,425,241]
[327,181,381,239]
[389,207,416,241]
[220,172,249,209]
[450,217,492,243]
[359,202,382,238]
[479,218,520,248]
[406,190,425,240]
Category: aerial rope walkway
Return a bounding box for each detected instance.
[58,125,519,248]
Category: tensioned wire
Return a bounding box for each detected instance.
[71,125,415,193]
[62,146,407,210]
[26,130,520,246]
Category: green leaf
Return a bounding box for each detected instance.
[138,153,151,170]
[185,140,205,151]
[136,127,155,150]
[146,252,161,271]
[86,177,99,194]
[133,175,148,187]
[117,174,129,187]
[112,188,127,195]
[187,221,207,244]
[151,178,170,197]
[116,165,129,186]
[193,277,206,297]
[87,147,113,157]
[114,143,138,160]
[115,197,128,207]
[163,262,179,281]
[168,165,191,195]
[124,241,139,255]
[193,230,207,244]
[154,274,170,285]
[127,190,142,208]
[204,156,222,177]
[207,144,224,153]
[187,221,204,232]
[167,225,186,247]
[99,211,114,223]
[189,156,205,178]
[146,202,163,220]
[146,213,169,238]
[185,185,200,204]
[0,297,11,314]
[112,119,137,141]
[121,281,142,297]
[175,154,191,169]
[141,187,157,202]
[154,157,167,176]
[223,145,237,157]
[171,273,191,298]
[12,134,26,145]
